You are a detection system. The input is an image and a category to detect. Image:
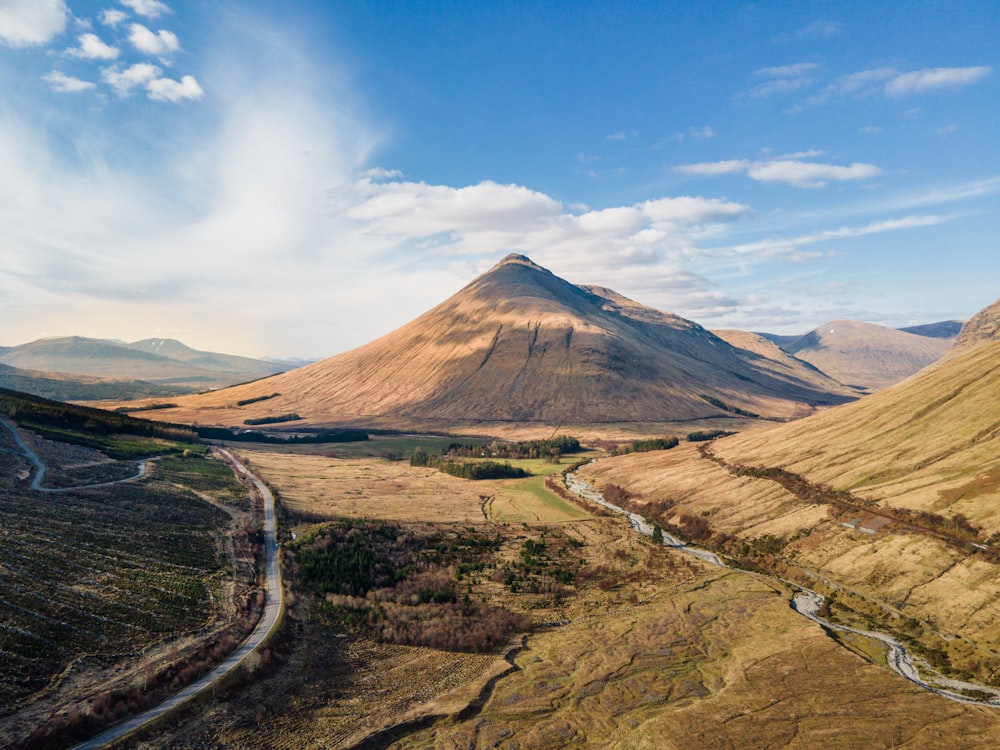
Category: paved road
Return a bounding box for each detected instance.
[70,448,284,749]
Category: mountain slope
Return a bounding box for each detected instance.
[0,363,187,402]
[126,338,288,379]
[899,320,964,339]
[0,336,288,391]
[141,254,856,431]
[778,320,953,391]
[711,329,861,398]
[713,320,1000,528]
[954,297,1000,350]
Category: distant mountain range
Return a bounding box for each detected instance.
[0,336,302,400]
[715,294,1000,529]
[132,254,860,432]
[757,320,957,391]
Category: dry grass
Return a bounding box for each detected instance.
[579,434,1000,680]
[135,450,1000,749]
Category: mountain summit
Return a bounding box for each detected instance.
[151,255,856,431]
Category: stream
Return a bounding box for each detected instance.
[564,470,1000,707]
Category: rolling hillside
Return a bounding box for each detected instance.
[770,320,954,391]
[0,336,291,394]
[134,254,857,432]
[713,299,1000,528]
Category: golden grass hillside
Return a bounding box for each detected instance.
[711,339,1000,528]
[139,448,1000,749]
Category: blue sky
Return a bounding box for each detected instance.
[0,0,997,358]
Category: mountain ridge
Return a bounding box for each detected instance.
[129,254,858,432]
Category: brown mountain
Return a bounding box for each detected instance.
[0,336,289,392]
[777,320,954,391]
[142,254,856,432]
[713,302,1000,523]
[954,297,1000,349]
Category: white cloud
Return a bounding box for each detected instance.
[128,23,179,56]
[66,32,119,60]
[675,159,750,176]
[607,131,627,141]
[146,74,203,102]
[741,62,818,99]
[722,214,951,259]
[101,62,161,95]
[120,0,171,19]
[747,160,881,188]
[345,177,750,293]
[42,70,96,93]
[807,66,991,106]
[0,0,67,47]
[688,125,716,139]
[886,66,992,96]
[676,157,880,188]
[755,62,818,78]
[99,9,128,27]
[796,20,840,39]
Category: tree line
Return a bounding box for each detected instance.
[411,447,528,480]
[443,435,581,460]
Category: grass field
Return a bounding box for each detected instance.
[138,448,1000,749]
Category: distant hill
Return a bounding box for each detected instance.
[898,320,964,339]
[0,336,292,395]
[763,320,953,391]
[714,302,1000,524]
[126,338,290,379]
[954,297,1000,349]
[132,254,857,432]
[0,363,187,402]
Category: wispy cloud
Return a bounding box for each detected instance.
[720,214,951,260]
[0,0,67,47]
[741,62,818,99]
[756,62,819,78]
[771,19,841,44]
[65,32,118,60]
[796,19,841,39]
[808,65,991,105]
[42,70,95,92]
[886,66,992,95]
[99,9,128,27]
[120,0,171,19]
[676,157,881,188]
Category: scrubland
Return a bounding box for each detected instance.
[133,444,1000,749]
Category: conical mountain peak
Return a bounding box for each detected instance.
[495,253,546,270]
[153,253,857,430]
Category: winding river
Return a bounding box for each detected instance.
[564,470,1000,708]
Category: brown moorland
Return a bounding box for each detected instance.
[577,301,1000,687]
[134,447,1000,749]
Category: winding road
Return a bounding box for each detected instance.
[0,417,284,748]
[564,470,1000,708]
[0,418,150,492]
[68,447,284,749]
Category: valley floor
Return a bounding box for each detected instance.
[127,444,1000,749]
